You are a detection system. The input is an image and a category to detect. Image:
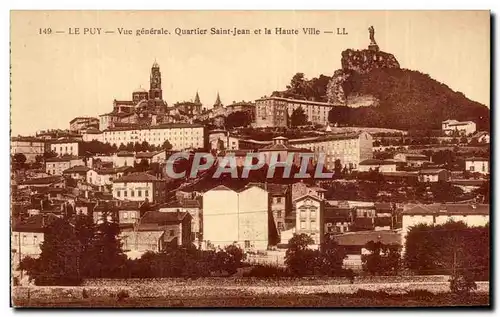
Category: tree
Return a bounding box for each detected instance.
[13,153,27,169]
[74,214,95,266]
[290,107,308,127]
[361,241,401,275]
[22,218,83,285]
[134,158,150,172]
[404,221,489,279]
[226,111,252,129]
[81,205,126,278]
[316,235,347,276]
[285,233,318,276]
[450,271,477,296]
[333,159,343,178]
[161,140,173,151]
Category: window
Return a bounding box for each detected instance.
[117,190,121,197]
[124,190,128,197]
[470,166,475,172]
[145,190,149,197]
[310,220,317,230]
[276,197,282,203]
[300,221,306,229]
[33,235,38,245]
[311,211,316,219]
[277,210,282,218]
[169,230,175,236]
[244,240,251,248]
[123,212,128,219]
[131,190,135,197]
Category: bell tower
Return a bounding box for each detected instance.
[149,60,163,100]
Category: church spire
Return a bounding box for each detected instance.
[194,91,201,104]
[214,92,222,108]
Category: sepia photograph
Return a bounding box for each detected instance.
[9,10,491,308]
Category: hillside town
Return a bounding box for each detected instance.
[11,25,490,306]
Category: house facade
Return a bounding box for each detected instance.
[294,194,324,248]
[202,185,270,250]
[465,157,489,175]
[112,173,166,203]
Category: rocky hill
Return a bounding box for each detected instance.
[272,35,490,131]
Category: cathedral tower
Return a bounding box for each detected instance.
[149,60,163,100]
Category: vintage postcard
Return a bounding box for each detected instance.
[10,10,490,308]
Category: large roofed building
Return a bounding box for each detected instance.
[99,62,169,131]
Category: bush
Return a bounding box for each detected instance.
[353,289,390,299]
[243,264,291,278]
[406,289,434,300]
[116,289,130,301]
[450,272,477,296]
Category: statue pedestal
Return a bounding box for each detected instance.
[368,44,379,52]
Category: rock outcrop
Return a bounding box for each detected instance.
[327,49,400,105]
[341,49,400,74]
[327,26,401,105]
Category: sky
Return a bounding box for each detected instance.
[11,10,490,136]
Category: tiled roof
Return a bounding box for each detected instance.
[374,202,392,211]
[104,123,204,132]
[135,151,163,159]
[333,231,401,246]
[405,154,429,161]
[403,204,489,216]
[359,159,396,166]
[116,151,135,157]
[247,182,288,196]
[114,172,159,183]
[96,166,133,175]
[258,143,311,152]
[45,155,81,162]
[20,176,64,185]
[49,138,81,144]
[159,199,200,209]
[12,213,59,232]
[11,136,45,143]
[418,169,447,175]
[69,117,98,124]
[465,157,489,162]
[256,96,333,107]
[63,165,90,173]
[141,211,189,224]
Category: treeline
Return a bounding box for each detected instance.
[80,140,172,156]
[18,209,247,285]
[404,221,489,280]
[18,214,488,286]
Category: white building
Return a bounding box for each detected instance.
[401,203,489,252]
[112,172,166,203]
[255,96,336,127]
[11,214,59,261]
[49,139,81,157]
[81,128,103,142]
[442,119,477,136]
[102,123,205,150]
[294,194,324,248]
[357,159,397,172]
[202,185,269,251]
[11,137,46,163]
[290,131,373,170]
[87,166,133,191]
[45,156,85,175]
[465,157,489,175]
[418,169,449,183]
